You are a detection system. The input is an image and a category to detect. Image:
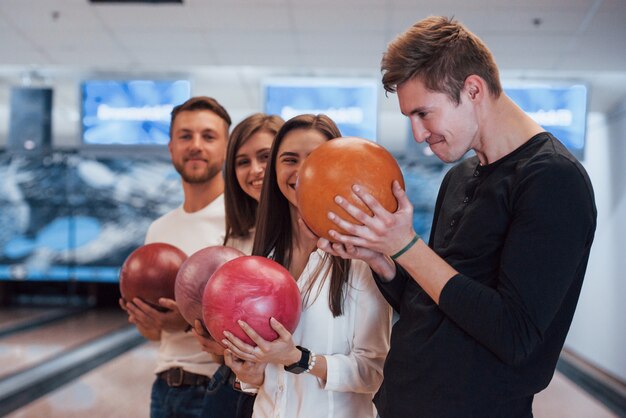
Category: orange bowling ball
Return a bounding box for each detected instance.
[119,242,187,310]
[296,137,404,241]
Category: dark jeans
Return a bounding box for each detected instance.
[150,378,205,418]
[150,366,254,418]
[204,364,255,418]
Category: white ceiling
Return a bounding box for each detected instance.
[0,0,625,139]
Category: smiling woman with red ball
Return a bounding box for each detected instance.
[221,114,391,418]
[181,113,284,418]
[189,113,284,354]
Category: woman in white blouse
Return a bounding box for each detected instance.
[222,114,392,418]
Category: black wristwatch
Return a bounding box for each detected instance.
[284,346,311,374]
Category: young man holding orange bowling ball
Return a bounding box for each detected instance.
[319,16,597,418]
[120,96,247,418]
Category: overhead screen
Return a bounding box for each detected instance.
[81,79,191,147]
[263,78,378,141]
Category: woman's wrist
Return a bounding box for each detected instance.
[284,346,302,366]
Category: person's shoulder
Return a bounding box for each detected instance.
[145,207,183,239]
[225,233,254,255]
[514,134,595,210]
[520,133,590,183]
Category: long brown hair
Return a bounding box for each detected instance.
[223,113,284,245]
[252,114,352,317]
[381,16,502,104]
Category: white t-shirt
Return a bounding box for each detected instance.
[144,194,225,377]
[252,250,392,418]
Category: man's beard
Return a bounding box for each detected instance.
[174,160,222,184]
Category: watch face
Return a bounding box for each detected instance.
[285,364,307,374]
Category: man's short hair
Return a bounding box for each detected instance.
[170,96,232,137]
[381,16,503,104]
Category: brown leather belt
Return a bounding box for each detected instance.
[157,367,210,388]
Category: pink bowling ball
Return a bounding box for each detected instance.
[202,256,302,347]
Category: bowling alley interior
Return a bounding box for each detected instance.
[1,0,625,417]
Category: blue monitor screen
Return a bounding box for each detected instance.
[81,80,191,146]
[0,152,183,283]
[263,78,378,141]
[504,84,588,159]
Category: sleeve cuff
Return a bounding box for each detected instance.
[372,264,406,292]
[238,380,259,394]
[321,355,340,391]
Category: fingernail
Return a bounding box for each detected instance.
[237,320,245,327]
[222,339,229,345]
[328,212,335,220]
[353,185,360,192]
[335,196,343,204]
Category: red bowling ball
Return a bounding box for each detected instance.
[296,136,405,241]
[175,245,244,328]
[119,242,187,310]
[202,256,302,347]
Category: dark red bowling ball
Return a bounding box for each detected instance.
[175,245,245,328]
[202,256,302,347]
[119,242,187,310]
[296,136,405,241]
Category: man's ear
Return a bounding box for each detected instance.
[464,75,485,101]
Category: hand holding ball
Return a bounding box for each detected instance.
[202,256,302,346]
[296,137,404,241]
[119,243,187,310]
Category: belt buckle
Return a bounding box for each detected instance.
[167,367,185,387]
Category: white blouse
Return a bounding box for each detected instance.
[252,250,391,418]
